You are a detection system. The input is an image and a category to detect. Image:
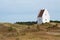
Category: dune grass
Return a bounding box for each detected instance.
[0,23,60,40]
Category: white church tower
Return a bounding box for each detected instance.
[37,8,50,24]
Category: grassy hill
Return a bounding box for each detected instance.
[0,22,60,40]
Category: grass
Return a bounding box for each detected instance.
[0,22,60,40]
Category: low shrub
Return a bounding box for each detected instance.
[50,20,60,23]
[15,21,37,25]
[8,27,16,32]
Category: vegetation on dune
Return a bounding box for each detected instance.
[0,21,60,40]
[8,27,16,32]
[15,20,60,25]
[50,20,60,23]
[15,21,37,25]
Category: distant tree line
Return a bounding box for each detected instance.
[15,20,60,25]
[50,20,60,23]
[15,21,37,25]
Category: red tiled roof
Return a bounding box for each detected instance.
[38,9,45,17]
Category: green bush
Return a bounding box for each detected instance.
[15,21,37,25]
[8,27,14,32]
[50,20,60,23]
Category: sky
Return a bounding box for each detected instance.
[0,0,60,23]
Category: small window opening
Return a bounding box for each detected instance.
[45,19,47,21]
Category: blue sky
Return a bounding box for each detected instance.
[0,0,60,23]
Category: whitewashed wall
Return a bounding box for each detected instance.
[42,9,50,23]
[37,17,42,24]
